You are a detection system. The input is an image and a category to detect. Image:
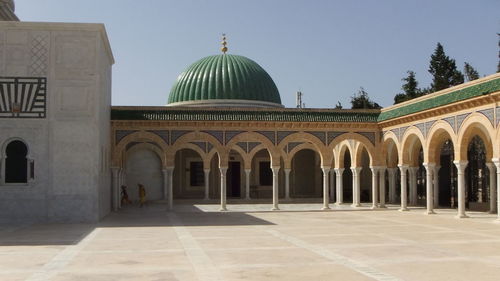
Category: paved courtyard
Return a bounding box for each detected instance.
[2,203,500,281]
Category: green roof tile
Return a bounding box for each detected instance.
[111,108,380,123]
[378,78,500,121]
[168,54,281,105]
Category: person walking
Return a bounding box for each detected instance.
[120,185,132,205]
[138,184,146,207]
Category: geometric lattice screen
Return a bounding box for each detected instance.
[0,77,46,118]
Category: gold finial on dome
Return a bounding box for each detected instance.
[221,33,228,54]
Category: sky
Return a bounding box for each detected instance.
[15,0,500,108]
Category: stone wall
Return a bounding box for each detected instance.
[0,22,113,223]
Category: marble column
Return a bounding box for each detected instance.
[245,169,251,200]
[166,167,174,211]
[162,169,168,200]
[387,168,397,204]
[204,169,210,200]
[118,168,124,209]
[370,167,379,209]
[434,165,440,208]
[454,160,468,218]
[330,170,335,202]
[398,165,409,211]
[322,167,331,210]
[379,167,387,208]
[335,168,344,205]
[351,167,362,207]
[271,167,280,210]
[111,167,120,211]
[423,163,435,215]
[493,159,500,221]
[284,168,291,200]
[486,162,496,214]
[219,167,227,211]
[408,167,419,206]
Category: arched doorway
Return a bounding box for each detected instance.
[5,140,28,183]
[173,148,205,199]
[291,149,322,198]
[250,149,273,199]
[438,140,457,208]
[125,147,163,202]
[227,149,244,199]
[342,149,353,203]
[465,136,489,211]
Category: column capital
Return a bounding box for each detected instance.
[110,166,120,174]
[244,168,252,174]
[422,162,436,170]
[321,167,331,173]
[334,167,345,173]
[219,167,228,175]
[492,158,500,170]
[283,168,291,173]
[165,166,175,172]
[387,167,398,174]
[204,168,210,173]
[486,162,495,170]
[453,160,468,173]
[350,166,362,174]
[370,166,383,172]
[408,166,419,170]
[271,166,280,173]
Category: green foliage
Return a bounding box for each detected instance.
[428,43,464,92]
[464,62,479,81]
[394,71,424,104]
[497,33,500,73]
[334,101,343,109]
[351,87,381,109]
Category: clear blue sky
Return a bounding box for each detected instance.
[16,0,500,108]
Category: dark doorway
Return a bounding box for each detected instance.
[343,151,353,202]
[438,140,457,208]
[227,161,241,198]
[465,136,488,211]
[5,140,28,183]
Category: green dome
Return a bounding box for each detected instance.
[168,54,282,107]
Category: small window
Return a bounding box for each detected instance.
[190,161,204,186]
[5,140,28,183]
[259,161,272,186]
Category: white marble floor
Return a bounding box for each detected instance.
[1,203,500,281]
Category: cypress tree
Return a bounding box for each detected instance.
[464,62,479,81]
[394,71,422,104]
[351,87,381,109]
[428,43,464,92]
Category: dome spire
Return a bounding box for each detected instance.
[221,33,228,54]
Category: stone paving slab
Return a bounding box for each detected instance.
[1,203,500,280]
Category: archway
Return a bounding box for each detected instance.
[438,140,457,208]
[290,148,322,198]
[227,149,245,199]
[465,136,489,211]
[250,148,273,199]
[383,137,400,204]
[173,148,205,199]
[401,131,426,207]
[342,149,353,203]
[458,116,495,214]
[125,146,163,202]
[358,147,371,203]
